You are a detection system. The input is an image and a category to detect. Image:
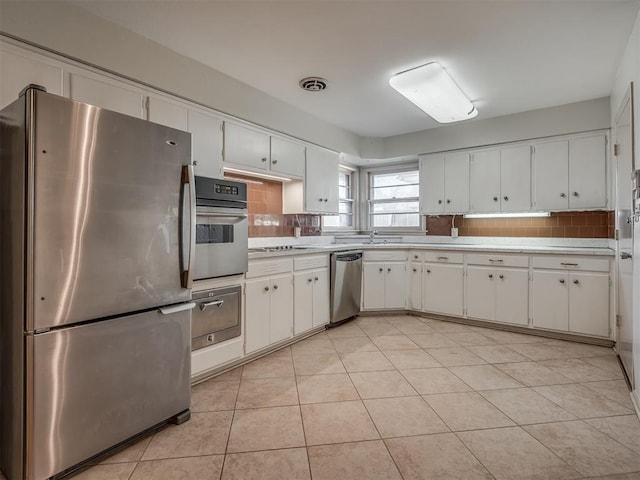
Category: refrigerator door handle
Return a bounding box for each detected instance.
[159,302,196,315]
[181,165,196,288]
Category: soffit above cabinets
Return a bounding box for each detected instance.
[73,1,639,138]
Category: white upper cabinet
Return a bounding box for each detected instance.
[223,122,271,171]
[533,133,607,211]
[470,149,501,212]
[69,73,145,119]
[305,147,339,214]
[148,96,223,179]
[0,47,64,109]
[500,145,532,212]
[271,136,305,178]
[470,145,531,213]
[420,152,470,214]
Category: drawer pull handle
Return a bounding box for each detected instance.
[573,279,579,285]
[437,256,449,261]
[200,300,224,311]
[489,259,504,263]
[560,262,579,267]
[499,274,504,279]
[559,279,565,284]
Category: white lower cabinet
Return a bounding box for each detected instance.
[409,262,422,311]
[531,256,610,337]
[245,258,294,354]
[293,255,329,334]
[466,257,529,326]
[362,255,407,310]
[423,263,464,317]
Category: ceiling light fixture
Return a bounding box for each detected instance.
[463,212,551,219]
[389,62,478,123]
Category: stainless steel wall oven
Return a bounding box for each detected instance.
[194,177,248,280]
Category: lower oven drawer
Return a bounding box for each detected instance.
[192,285,241,350]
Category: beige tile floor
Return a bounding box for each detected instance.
[17,316,640,480]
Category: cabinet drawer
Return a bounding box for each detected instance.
[409,251,423,262]
[294,254,329,271]
[423,251,464,264]
[246,258,293,278]
[465,253,529,268]
[363,250,407,262]
[532,256,609,272]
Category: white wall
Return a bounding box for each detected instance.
[0,1,362,156]
[610,10,640,410]
[381,97,611,158]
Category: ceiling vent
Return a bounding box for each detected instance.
[299,77,327,92]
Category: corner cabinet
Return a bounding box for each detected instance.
[304,147,339,214]
[244,258,294,354]
[422,252,464,317]
[530,256,610,338]
[419,152,470,214]
[533,133,608,211]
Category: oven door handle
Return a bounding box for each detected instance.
[200,299,225,311]
[181,164,196,289]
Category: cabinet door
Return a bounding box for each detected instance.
[501,145,531,212]
[363,262,386,310]
[147,96,188,130]
[569,272,609,337]
[531,271,568,331]
[569,135,607,209]
[419,154,445,213]
[294,272,314,335]
[423,264,464,316]
[409,263,422,310]
[466,267,495,321]
[189,110,223,179]
[533,141,569,210]
[470,149,501,212]
[444,153,470,213]
[69,73,144,118]
[312,268,330,327]
[224,122,270,170]
[384,262,406,309]
[271,137,305,178]
[306,147,339,214]
[495,268,529,326]
[270,274,294,343]
[0,48,63,110]
[245,278,272,354]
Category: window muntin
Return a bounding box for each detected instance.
[369,169,420,229]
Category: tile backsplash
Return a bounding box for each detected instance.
[426,211,614,238]
[226,174,320,238]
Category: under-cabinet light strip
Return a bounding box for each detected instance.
[463,212,551,219]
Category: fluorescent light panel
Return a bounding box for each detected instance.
[389,62,478,123]
[464,212,551,219]
[223,166,292,182]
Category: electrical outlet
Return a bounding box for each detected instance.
[451,227,458,238]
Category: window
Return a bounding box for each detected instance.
[323,167,354,229]
[368,168,420,229]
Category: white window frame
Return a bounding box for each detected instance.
[322,165,357,232]
[363,163,421,232]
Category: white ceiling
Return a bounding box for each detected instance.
[74,1,639,138]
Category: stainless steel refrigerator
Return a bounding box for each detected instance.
[0,86,196,480]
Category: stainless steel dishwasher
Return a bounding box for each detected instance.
[330,250,363,326]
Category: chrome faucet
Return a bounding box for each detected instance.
[368,230,378,244]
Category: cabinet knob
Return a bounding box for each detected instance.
[273,284,279,290]
[560,192,566,198]
[314,276,319,281]
[379,268,383,272]
[318,198,323,202]
[272,159,278,164]
[446,199,451,204]
[572,192,579,197]
[264,286,270,291]
[193,160,198,166]
[387,268,391,272]
[438,200,442,204]
[573,279,579,285]
[488,274,493,279]
[324,198,328,202]
[307,278,313,283]
[493,196,498,201]
[426,269,431,273]
[414,255,418,259]
[413,268,417,272]
[261,157,267,162]
[499,274,504,279]
[559,279,565,284]
[503,196,509,201]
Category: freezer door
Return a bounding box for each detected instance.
[31,90,191,330]
[28,307,191,480]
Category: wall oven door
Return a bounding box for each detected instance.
[194,206,248,280]
[192,285,241,350]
